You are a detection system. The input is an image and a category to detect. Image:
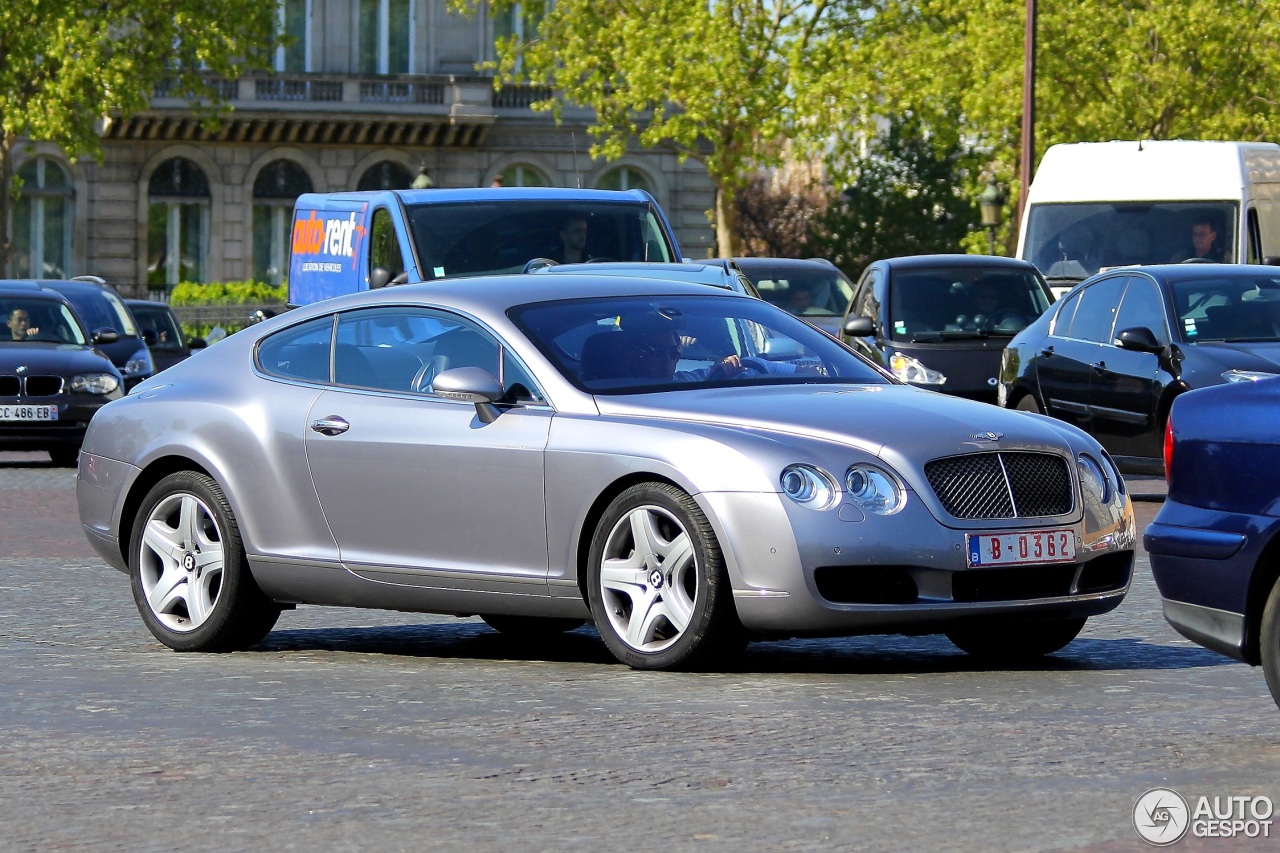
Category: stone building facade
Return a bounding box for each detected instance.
[8,0,716,292]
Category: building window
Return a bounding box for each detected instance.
[253,160,313,286]
[493,2,545,56]
[10,158,73,279]
[597,166,653,195]
[357,161,413,190]
[276,0,311,72]
[499,164,547,188]
[147,158,210,287]
[359,0,413,75]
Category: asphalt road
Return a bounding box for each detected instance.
[1,451,1276,852]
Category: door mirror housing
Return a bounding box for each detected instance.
[843,316,875,338]
[430,366,504,424]
[1114,326,1164,353]
[91,328,120,345]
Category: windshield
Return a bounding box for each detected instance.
[1023,202,1238,279]
[888,267,1052,342]
[511,294,891,394]
[60,288,139,335]
[129,304,185,351]
[1170,273,1280,343]
[405,200,676,280]
[746,265,855,319]
[2,298,88,345]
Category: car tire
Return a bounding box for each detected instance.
[48,447,79,468]
[129,471,280,652]
[945,617,1086,660]
[587,482,743,670]
[1015,394,1043,414]
[1260,576,1280,711]
[480,614,586,637]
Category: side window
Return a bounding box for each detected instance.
[1248,208,1262,265]
[369,208,405,278]
[855,269,881,319]
[1112,277,1169,345]
[256,315,334,382]
[1049,289,1081,338]
[1068,276,1127,344]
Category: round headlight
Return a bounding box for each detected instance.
[1077,454,1112,504]
[845,464,905,515]
[780,464,838,510]
[70,373,120,395]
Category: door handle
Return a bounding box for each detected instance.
[1039,346,1054,357]
[310,415,350,436]
[1091,361,1107,374]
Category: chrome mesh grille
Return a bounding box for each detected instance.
[925,452,1073,519]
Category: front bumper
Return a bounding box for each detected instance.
[0,398,107,450]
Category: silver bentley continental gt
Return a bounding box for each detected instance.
[76,275,1136,670]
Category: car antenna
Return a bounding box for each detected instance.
[572,132,582,189]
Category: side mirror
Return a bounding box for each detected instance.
[91,328,120,345]
[843,316,875,337]
[1114,326,1164,353]
[369,267,394,289]
[188,337,208,350]
[1264,256,1280,267]
[430,366,504,424]
[140,328,158,346]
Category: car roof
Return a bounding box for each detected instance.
[875,254,1042,270]
[0,285,75,303]
[392,187,655,204]
[1097,263,1280,282]
[729,257,838,271]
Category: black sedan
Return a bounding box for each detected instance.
[840,255,1054,403]
[1,285,125,465]
[125,299,202,373]
[999,264,1280,474]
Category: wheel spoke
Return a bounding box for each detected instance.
[147,564,188,616]
[659,593,691,634]
[177,495,201,546]
[658,531,693,572]
[599,560,648,593]
[186,571,217,625]
[628,508,662,559]
[625,587,664,647]
[141,517,184,563]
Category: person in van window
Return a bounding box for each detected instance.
[1174,217,1224,263]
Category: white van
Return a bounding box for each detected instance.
[1017,140,1280,295]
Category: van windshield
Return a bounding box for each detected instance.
[404,200,676,279]
[1023,202,1238,282]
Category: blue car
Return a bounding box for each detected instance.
[1145,377,1280,710]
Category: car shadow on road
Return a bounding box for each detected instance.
[252,623,1234,675]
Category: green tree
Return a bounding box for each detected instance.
[809,114,981,277]
[476,0,844,256]
[828,0,1280,231]
[0,0,281,270]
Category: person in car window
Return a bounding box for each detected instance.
[1174,217,1225,263]
[553,215,590,264]
[7,308,37,341]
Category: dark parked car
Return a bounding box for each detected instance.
[1,284,125,465]
[841,255,1054,402]
[999,264,1280,474]
[124,299,202,372]
[1145,377,1280,711]
[41,279,154,388]
[726,257,855,336]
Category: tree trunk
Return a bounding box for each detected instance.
[715,184,740,258]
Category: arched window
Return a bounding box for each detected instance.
[147,158,210,286]
[359,0,414,75]
[597,166,653,195]
[357,161,412,191]
[499,163,548,188]
[253,160,313,286]
[10,158,73,279]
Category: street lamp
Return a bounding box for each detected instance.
[979,177,1006,255]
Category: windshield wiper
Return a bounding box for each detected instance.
[909,331,993,342]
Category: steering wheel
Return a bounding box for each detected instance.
[585,256,619,263]
[988,310,1028,329]
[739,357,771,376]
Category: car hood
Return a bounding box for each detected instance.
[0,342,114,373]
[1187,340,1280,374]
[594,383,1078,460]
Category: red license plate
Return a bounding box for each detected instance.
[965,528,1076,567]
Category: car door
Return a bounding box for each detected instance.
[1032,286,1093,432]
[1087,274,1170,462]
[303,306,553,591]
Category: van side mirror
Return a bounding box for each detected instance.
[188,338,208,350]
[843,316,875,338]
[1114,326,1164,353]
[369,267,394,289]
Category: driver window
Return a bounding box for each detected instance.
[368,208,404,278]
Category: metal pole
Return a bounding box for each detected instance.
[988,227,996,256]
[1019,0,1037,226]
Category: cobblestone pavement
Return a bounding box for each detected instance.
[1,452,1277,852]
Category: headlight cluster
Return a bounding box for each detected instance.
[123,347,154,377]
[780,463,905,514]
[889,353,946,385]
[1222,369,1279,383]
[70,373,120,395]
[1076,453,1114,504]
